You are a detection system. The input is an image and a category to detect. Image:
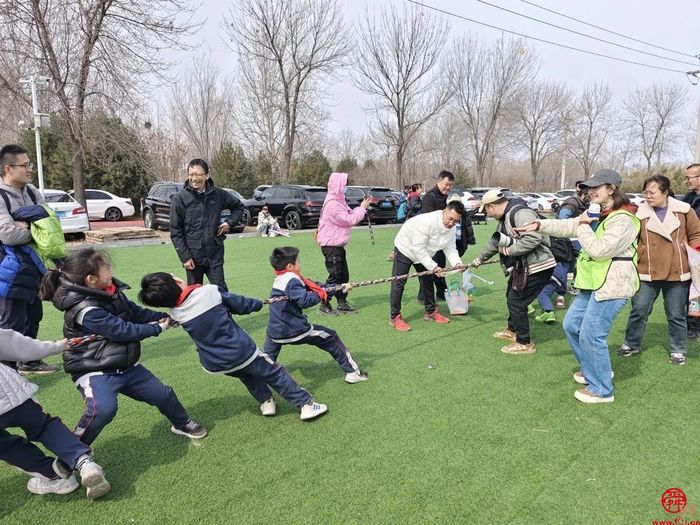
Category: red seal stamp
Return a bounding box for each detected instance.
[661,487,687,514]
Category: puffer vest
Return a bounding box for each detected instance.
[56,279,141,374]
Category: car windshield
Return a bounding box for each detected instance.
[369,189,394,199]
[306,189,327,202]
[44,193,75,203]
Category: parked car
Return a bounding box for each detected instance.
[514,193,540,210]
[243,185,327,230]
[522,192,558,211]
[554,189,577,199]
[345,186,398,223]
[628,193,646,206]
[68,189,134,221]
[43,189,90,235]
[252,185,271,199]
[449,188,477,210]
[141,182,245,233]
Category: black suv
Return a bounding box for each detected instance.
[345,186,398,223]
[141,182,245,233]
[243,185,327,230]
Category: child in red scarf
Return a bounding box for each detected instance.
[264,247,368,384]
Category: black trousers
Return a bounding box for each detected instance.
[417,250,447,300]
[321,246,349,303]
[186,258,227,292]
[390,248,436,317]
[506,267,554,344]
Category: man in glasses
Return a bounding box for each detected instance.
[0,144,58,375]
[683,163,700,339]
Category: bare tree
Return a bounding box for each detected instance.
[446,35,537,186]
[170,56,235,162]
[353,4,449,189]
[225,0,350,182]
[514,80,570,190]
[567,82,613,179]
[0,0,198,206]
[624,82,688,174]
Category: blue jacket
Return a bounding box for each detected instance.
[168,285,264,373]
[0,244,46,302]
[267,273,333,342]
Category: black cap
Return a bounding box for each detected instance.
[579,169,622,189]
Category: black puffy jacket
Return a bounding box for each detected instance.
[53,278,143,374]
[169,180,244,265]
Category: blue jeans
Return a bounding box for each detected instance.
[624,280,690,355]
[537,261,570,311]
[562,291,627,397]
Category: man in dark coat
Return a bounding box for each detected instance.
[418,170,454,301]
[170,159,245,291]
[683,163,700,338]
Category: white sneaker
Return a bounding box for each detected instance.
[260,398,277,416]
[78,459,111,499]
[573,370,614,385]
[27,474,79,495]
[300,402,328,421]
[344,370,369,384]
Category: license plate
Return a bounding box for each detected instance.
[380,201,392,208]
[56,211,67,218]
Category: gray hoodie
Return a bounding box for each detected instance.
[0,329,64,416]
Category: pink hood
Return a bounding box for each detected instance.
[316,172,366,246]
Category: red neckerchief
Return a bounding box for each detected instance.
[104,283,118,295]
[274,270,328,302]
[176,284,203,306]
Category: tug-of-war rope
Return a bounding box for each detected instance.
[66,261,498,346]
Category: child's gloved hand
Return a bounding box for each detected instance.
[58,338,69,350]
[341,283,354,294]
[155,317,171,332]
[254,299,264,312]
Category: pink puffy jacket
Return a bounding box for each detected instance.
[316,172,366,247]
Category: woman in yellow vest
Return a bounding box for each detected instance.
[516,169,640,404]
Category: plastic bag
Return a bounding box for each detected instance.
[686,245,700,316]
[445,280,469,315]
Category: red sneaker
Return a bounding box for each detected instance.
[389,314,412,331]
[424,310,450,324]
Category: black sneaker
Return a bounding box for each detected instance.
[617,344,641,357]
[17,360,60,375]
[688,331,700,340]
[319,301,338,316]
[170,420,208,439]
[336,300,357,314]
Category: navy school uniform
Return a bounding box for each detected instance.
[168,284,312,407]
[52,279,191,445]
[263,272,361,374]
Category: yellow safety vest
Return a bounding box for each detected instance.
[574,210,640,291]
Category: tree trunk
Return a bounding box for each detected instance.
[70,138,86,209]
[396,147,404,189]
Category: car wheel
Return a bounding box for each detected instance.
[537,204,544,211]
[284,210,302,230]
[143,209,156,230]
[242,208,252,226]
[105,207,123,222]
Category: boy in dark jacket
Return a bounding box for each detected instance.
[139,273,328,421]
[264,247,368,384]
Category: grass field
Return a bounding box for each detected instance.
[1,223,698,524]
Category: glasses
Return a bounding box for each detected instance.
[9,162,32,170]
[684,175,700,182]
[643,191,662,197]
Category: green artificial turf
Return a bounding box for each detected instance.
[1,224,698,524]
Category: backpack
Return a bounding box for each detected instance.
[508,204,574,264]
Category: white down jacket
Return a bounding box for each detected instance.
[0,329,64,416]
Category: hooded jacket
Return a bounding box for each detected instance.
[170,179,244,264]
[169,285,263,373]
[316,172,366,247]
[0,329,64,416]
[636,197,700,282]
[53,278,164,376]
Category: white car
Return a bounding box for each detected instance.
[523,192,559,211]
[69,189,135,221]
[43,189,90,234]
[628,193,646,206]
[515,193,539,210]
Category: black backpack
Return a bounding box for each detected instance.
[508,204,574,264]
